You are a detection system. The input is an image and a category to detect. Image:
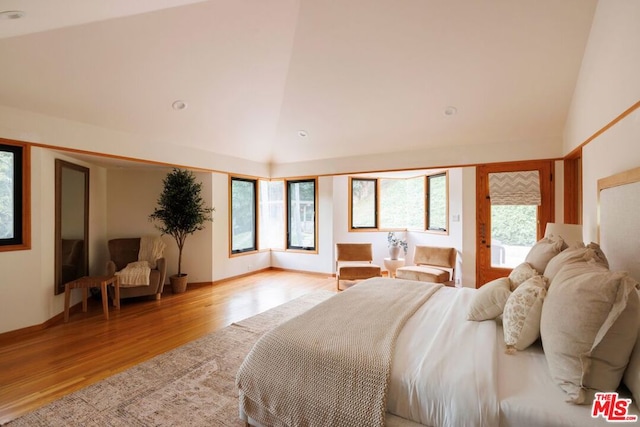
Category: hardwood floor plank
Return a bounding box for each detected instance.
[0,269,336,424]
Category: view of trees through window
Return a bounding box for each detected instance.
[380,177,424,229]
[427,173,447,231]
[351,173,447,231]
[0,150,15,239]
[288,179,316,250]
[259,180,284,250]
[491,204,537,267]
[230,178,256,253]
[351,179,376,228]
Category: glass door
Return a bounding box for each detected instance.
[476,161,554,286]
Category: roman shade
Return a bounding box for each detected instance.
[489,171,541,205]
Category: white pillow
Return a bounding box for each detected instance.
[467,277,511,321]
[503,275,547,352]
[524,236,564,274]
[540,262,640,404]
[508,262,539,291]
[543,243,608,281]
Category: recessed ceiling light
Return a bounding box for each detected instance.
[172,100,187,110]
[444,106,457,116]
[297,130,308,138]
[0,10,26,20]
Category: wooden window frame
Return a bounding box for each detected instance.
[349,177,378,230]
[286,177,318,252]
[229,176,258,255]
[0,139,30,252]
[426,171,449,234]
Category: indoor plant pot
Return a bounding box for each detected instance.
[170,274,189,293]
[149,168,214,293]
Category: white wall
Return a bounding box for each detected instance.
[212,172,271,280]
[0,105,270,178]
[0,148,108,334]
[563,0,640,153]
[271,176,334,274]
[563,0,640,242]
[106,168,216,283]
[271,137,563,178]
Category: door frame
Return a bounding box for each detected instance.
[476,160,555,287]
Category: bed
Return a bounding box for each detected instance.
[236,168,640,427]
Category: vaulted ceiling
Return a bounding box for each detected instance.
[0,0,597,167]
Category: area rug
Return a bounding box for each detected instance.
[5,291,334,427]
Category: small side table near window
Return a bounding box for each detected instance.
[384,258,405,278]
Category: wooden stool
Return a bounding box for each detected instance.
[64,276,120,322]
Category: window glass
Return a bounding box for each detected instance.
[287,179,316,250]
[0,143,24,248]
[427,173,447,231]
[259,180,285,250]
[351,178,376,228]
[379,177,424,229]
[231,177,257,253]
[491,204,537,268]
[0,150,15,239]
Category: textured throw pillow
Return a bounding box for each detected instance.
[543,243,609,281]
[524,236,564,274]
[467,277,511,321]
[508,262,539,291]
[540,263,640,404]
[503,275,548,352]
[587,242,609,268]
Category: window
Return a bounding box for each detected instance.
[259,180,285,250]
[379,177,425,229]
[349,172,443,232]
[426,172,448,232]
[230,177,257,254]
[287,178,316,250]
[350,178,376,229]
[0,141,29,250]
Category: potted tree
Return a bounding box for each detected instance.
[149,168,214,293]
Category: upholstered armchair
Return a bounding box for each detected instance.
[106,238,167,300]
[335,243,381,291]
[395,245,457,285]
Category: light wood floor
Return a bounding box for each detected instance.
[0,269,337,424]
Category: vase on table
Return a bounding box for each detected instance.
[389,245,401,260]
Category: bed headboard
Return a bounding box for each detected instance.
[598,166,640,282]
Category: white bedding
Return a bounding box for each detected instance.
[496,322,640,427]
[388,286,499,427]
[389,285,639,427]
[240,282,640,427]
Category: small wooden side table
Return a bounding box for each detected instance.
[64,275,120,322]
[383,258,405,278]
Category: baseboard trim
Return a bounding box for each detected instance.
[1,268,333,339]
[0,302,83,345]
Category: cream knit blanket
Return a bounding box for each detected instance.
[236,278,442,427]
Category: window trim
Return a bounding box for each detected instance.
[348,172,448,233]
[349,177,378,230]
[285,177,318,252]
[426,171,449,234]
[229,176,258,255]
[0,139,30,252]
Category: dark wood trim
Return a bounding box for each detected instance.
[54,159,90,295]
[563,154,582,224]
[476,160,555,286]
